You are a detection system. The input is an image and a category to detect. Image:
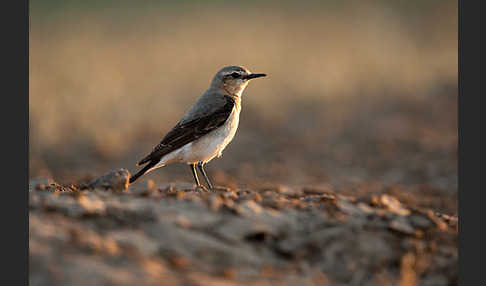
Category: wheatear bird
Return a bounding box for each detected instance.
[129,66,266,188]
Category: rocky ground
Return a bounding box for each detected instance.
[29,169,457,286]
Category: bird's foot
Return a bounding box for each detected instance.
[195,185,211,192]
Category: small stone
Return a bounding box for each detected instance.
[389,216,415,235]
[88,168,130,191]
[336,199,363,216]
[409,215,432,229]
[236,200,263,216]
[425,210,449,231]
[357,202,375,214]
[380,194,410,216]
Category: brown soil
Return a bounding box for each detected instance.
[29,172,457,286]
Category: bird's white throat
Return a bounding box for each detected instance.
[223,81,249,97]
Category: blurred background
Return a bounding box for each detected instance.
[29,0,457,211]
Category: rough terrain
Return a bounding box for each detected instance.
[29,169,457,286]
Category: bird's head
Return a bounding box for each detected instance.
[210,65,266,96]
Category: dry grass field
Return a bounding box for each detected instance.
[29,1,458,285]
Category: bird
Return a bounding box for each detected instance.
[129,65,266,189]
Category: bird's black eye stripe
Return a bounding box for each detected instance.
[230,72,240,78]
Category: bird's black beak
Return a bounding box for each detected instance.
[244,73,267,80]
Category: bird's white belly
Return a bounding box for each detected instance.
[156,106,240,167]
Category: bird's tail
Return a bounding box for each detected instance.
[129,161,158,184]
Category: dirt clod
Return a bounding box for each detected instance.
[87,168,130,191]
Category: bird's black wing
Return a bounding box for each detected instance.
[136,95,235,166]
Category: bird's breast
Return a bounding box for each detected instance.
[208,103,241,151]
[178,103,241,164]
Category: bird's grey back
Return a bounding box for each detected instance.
[179,88,231,124]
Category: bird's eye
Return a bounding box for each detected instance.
[230,72,240,78]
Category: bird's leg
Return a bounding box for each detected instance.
[190,163,201,187]
[197,162,213,189]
